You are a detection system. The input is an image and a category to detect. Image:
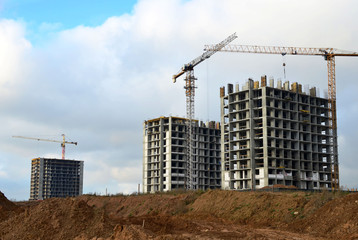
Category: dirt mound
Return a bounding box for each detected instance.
[189,190,311,227]
[0,197,114,240]
[0,190,357,239]
[0,191,18,211]
[291,192,358,239]
[111,224,154,240]
[261,184,298,189]
[0,191,20,221]
[78,191,199,217]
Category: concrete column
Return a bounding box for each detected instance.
[167,117,173,191]
[220,87,227,189]
[38,158,44,200]
[159,118,164,192]
[79,161,84,195]
[142,122,147,193]
[262,86,269,187]
[248,79,256,190]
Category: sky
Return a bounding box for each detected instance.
[0,0,357,200]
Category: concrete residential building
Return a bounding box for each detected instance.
[220,77,335,190]
[143,116,221,193]
[30,158,84,200]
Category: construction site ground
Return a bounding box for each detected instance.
[1,189,358,240]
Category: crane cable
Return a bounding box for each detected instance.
[282,53,287,80]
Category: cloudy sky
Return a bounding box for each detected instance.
[0,0,357,200]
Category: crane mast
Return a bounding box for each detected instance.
[173,33,237,190]
[204,44,358,190]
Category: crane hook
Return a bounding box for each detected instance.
[282,53,287,80]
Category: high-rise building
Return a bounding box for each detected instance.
[30,158,84,200]
[143,116,221,193]
[220,77,335,190]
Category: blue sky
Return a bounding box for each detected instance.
[0,0,357,200]
[1,0,138,44]
[1,0,137,27]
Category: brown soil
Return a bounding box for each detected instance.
[0,190,357,239]
[261,184,298,189]
[0,192,21,221]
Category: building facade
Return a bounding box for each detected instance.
[143,116,221,193]
[221,77,335,190]
[30,158,84,200]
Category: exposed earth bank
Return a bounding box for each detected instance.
[1,189,358,239]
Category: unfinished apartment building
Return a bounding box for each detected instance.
[30,158,84,200]
[220,77,334,190]
[143,116,221,193]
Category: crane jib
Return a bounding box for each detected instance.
[172,33,238,82]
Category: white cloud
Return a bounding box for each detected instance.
[0,166,8,178]
[0,0,358,199]
[111,166,141,184]
[0,19,32,98]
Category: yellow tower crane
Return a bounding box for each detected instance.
[13,134,77,160]
[172,33,237,189]
[204,43,358,190]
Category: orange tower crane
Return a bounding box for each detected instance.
[172,33,237,189]
[204,44,358,190]
[13,134,77,159]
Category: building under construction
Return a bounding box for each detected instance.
[220,77,335,190]
[143,116,221,193]
[30,158,84,200]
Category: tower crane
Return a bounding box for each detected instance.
[172,33,237,189]
[13,134,77,160]
[204,43,358,190]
